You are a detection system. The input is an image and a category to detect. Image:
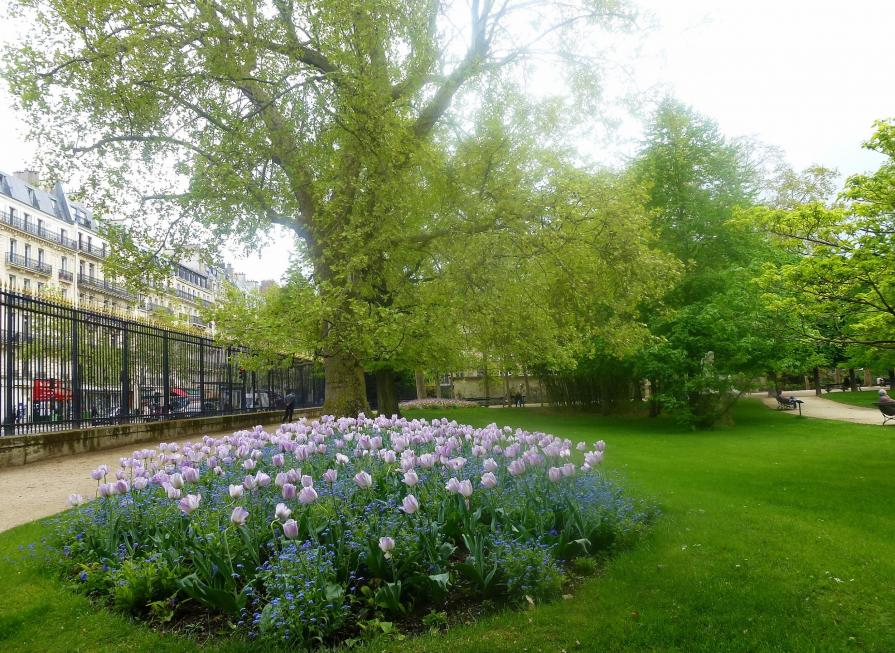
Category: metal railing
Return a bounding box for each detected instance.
[58,269,74,283]
[77,273,135,300]
[78,241,108,258]
[0,289,324,435]
[6,252,52,275]
[0,210,78,250]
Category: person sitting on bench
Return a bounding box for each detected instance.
[775,389,797,406]
[878,389,895,405]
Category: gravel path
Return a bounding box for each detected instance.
[757,389,887,425]
[0,427,241,533]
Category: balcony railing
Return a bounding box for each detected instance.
[189,315,208,327]
[77,273,134,300]
[0,210,78,250]
[172,288,213,308]
[139,300,173,315]
[58,269,73,283]
[78,241,108,259]
[6,252,52,276]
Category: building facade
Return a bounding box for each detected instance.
[0,170,262,331]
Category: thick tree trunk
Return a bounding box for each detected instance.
[504,374,511,407]
[813,367,821,397]
[322,352,369,417]
[375,368,400,417]
[848,367,856,391]
[435,373,443,399]
[523,371,531,404]
[414,369,426,400]
[483,357,490,405]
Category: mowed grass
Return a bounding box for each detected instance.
[820,389,887,408]
[1,400,893,653]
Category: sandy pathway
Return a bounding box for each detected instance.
[757,389,888,425]
[0,427,246,533]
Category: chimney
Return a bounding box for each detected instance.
[14,169,41,188]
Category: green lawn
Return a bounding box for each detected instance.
[1,401,893,652]
[820,389,886,408]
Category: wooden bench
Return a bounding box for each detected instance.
[776,396,804,415]
[874,402,895,425]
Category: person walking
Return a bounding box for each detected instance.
[282,389,296,423]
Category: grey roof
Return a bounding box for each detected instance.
[0,170,95,229]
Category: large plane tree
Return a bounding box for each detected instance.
[4,0,638,415]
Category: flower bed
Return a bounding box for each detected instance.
[398,398,479,410]
[51,415,654,647]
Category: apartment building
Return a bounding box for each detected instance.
[0,169,134,312]
[0,170,266,332]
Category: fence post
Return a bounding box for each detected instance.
[71,310,81,428]
[3,296,15,435]
[226,346,233,413]
[199,340,205,412]
[162,332,170,416]
[251,371,256,410]
[120,323,129,424]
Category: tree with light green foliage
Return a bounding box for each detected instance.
[750,120,895,385]
[4,0,645,416]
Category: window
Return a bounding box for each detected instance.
[61,289,67,300]
[88,263,95,278]
[23,213,30,229]
[23,278,30,290]
[24,244,30,262]
[37,218,43,235]
[9,239,16,255]
[79,261,85,275]
[37,282,44,293]
[8,275,15,287]
[9,207,16,220]
[61,228,67,243]
[37,248,44,264]
[61,256,67,271]
[78,233,83,247]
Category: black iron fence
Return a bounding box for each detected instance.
[0,289,324,435]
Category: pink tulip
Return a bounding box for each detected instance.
[401,494,419,514]
[483,458,498,472]
[445,477,461,494]
[354,471,373,488]
[323,469,338,483]
[255,471,271,487]
[282,518,299,539]
[114,480,129,495]
[242,475,256,491]
[68,493,84,507]
[378,536,395,559]
[179,493,202,514]
[164,483,181,500]
[403,470,419,487]
[301,474,314,488]
[133,477,149,491]
[272,453,285,467]
[182,467,200,483]
[298,486,318,505]
[508,459,526,477]
[286,468,301,483]
[480,472,498,489]
[595,440,606,452]
[458,479,473,498]
[229,484,244,499]
[548,467,562,483]
[230,506,249,526]
[275,502,292,522]
[335,453,349,465]
[169,473,184,489]
[243,458,256,471]
[282,483,297,500]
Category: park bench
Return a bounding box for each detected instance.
[776,395,804,415]
[822,382,861,393]
[873,402,895,426]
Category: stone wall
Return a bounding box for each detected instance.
[0,408,320,468]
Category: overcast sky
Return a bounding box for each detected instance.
[0,0,892,281]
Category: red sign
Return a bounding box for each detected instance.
[32,379,71,401]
